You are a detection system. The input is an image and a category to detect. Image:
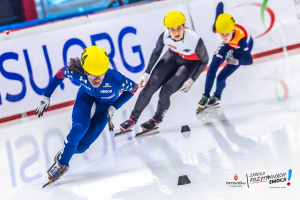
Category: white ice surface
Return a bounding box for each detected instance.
[1,51,300,199]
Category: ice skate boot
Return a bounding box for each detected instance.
[197,95,209,114]
[206,95,220,107]
[119,118,137,133]
[140,118,160,132]
[43,150,69,188]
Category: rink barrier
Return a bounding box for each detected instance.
[0,1,159,35]
[0,41,299,125]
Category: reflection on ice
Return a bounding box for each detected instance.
[2,70,300,199]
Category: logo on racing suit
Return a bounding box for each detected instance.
[80,84,91,90]
[104,83,111,87]
[79,76,87,84]
[183,49,191,52]
[100,90,112,93]
[101,93,115,99]
[168,44,176,49]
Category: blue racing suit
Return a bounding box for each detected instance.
[44,67,137,165]
[204,2,254,99]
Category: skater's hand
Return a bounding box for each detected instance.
[226,52,239,65]
[180,78,194,92]
[35,96,50,118]
[139,73,149,87]
[107,106,116,131]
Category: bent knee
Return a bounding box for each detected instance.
[160,84,177,98]
[68,123,89,143]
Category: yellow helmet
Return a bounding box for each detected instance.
[164,11,186,28]
[215,13,236,33]
[81,46,109,75]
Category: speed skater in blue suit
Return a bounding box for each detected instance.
[36,46,138,187]
[197,2,254,112]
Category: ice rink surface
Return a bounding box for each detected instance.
[1,52,300,199]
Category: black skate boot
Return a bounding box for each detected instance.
[120,118,137,133]
[198,95,209,109]
[206,95,220,107]
[43,150,69,188]
[197,95,209,114]
[140,118,160,131]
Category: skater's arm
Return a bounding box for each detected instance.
[43,67,66,97]
[145,33,165,74]
[215,2,224,19]
[113,76,138,109]
[212,2,224,32]
[237,37,253,65]
[192,38,209,80]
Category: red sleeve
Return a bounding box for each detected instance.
[56,67,65,79]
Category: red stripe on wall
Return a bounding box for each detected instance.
[1,42,300,124]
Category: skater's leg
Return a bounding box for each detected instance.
[76,111,108,153]
[59,90,95,166]
[204,43,231,98]
[214,64,240,98]
[154,64,196,121]
[130,50,177,120]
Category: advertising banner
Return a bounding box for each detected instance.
[1,0,300,119]
[0,4,192,118]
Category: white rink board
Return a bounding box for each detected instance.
[1,0,300,118]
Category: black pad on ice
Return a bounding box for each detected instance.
[178,175,191,185]
[181,125,191,133]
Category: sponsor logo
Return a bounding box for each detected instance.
[101,93,115,99]
[168,44,176,49]
[216,54,223,59]
[246,169,292,188]
[79,76,87,84]
[214,43,225,56]
[226,174,247,187]
[100,90,112,93]
[162,110,168,118]
[104,83,111,87]
[80,83,91,90]
[81,54,88,66]
[234,174,238,181]
[183,49,191,52]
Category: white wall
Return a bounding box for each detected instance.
[0,0,299,120]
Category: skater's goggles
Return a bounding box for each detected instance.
[86,73,105,80]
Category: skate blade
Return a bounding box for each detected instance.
[196,107,204,115]
[42,178,54,188]
[135,127,159,137]
[114,129,132,137]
